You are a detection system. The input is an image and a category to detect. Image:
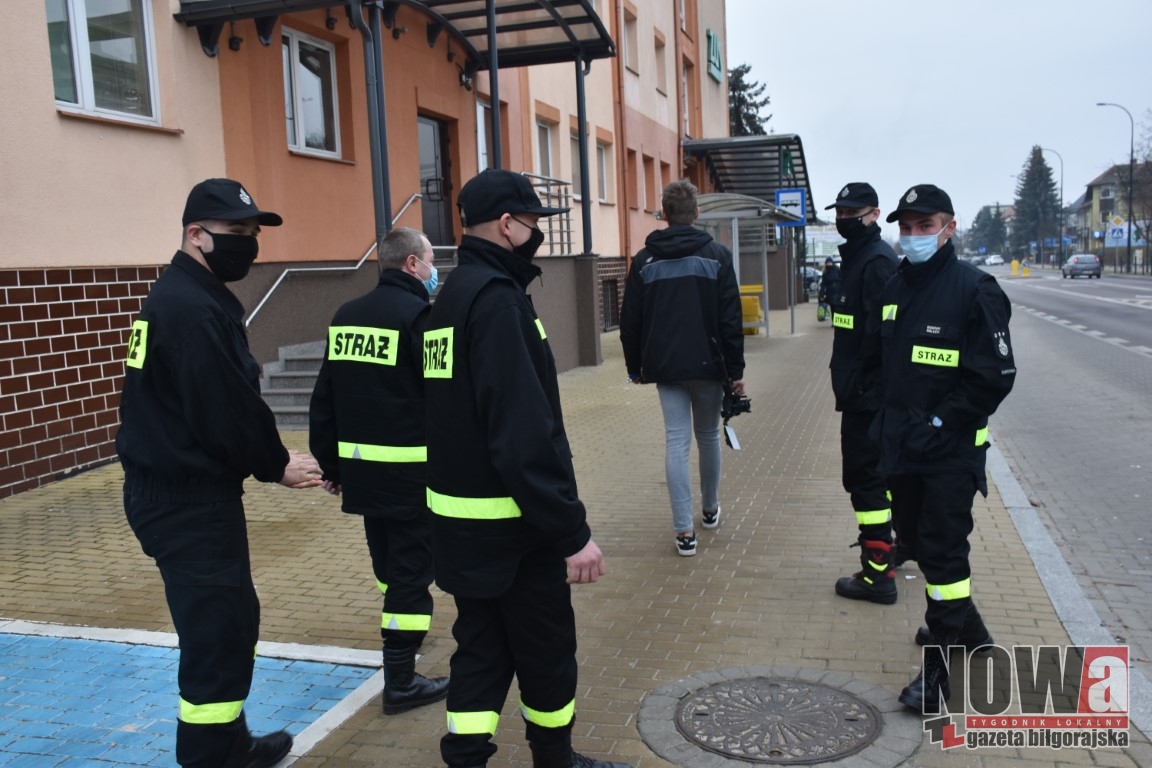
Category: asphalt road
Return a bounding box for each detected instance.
[982,265,1152,682]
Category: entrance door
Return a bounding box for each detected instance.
[418,116,454,246]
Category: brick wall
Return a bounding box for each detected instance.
[0,267,162,499]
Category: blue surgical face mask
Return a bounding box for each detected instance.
[900,225,948,263]
[419,259,439,294]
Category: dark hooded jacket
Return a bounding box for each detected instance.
[619,225,744,383]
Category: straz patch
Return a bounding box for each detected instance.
[994,330,1011,358]
[832,313,854,330]
[911,345,959,367]
[423,327,454,379]
[125,319,149,369]
[328,325,399,366]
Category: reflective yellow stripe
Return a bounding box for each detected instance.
[328,325,399,365]
[832,313,854,330]
[520,698,575,728]
[427,489,522,519]
[855,508,892,526]
[975,427,988,446]
[338,441,426,463]
[911,345,959,367]
[866,559,887,573]
[382,611,432,631]
[882,304,898,321]
[179,697,244,725]
[376,579,388,595]
[926,578,971,601]
[447,710,500,735]
[126,319,149,369]
[423,328,454,379]
[535,318,547,339]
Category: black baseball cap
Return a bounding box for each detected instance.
[182,178,283,227]
[457,169,569,227]
[825,182,878,210]
[886,184,954,223]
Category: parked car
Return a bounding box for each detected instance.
[802,267,822,292]
[1062,253,1102,279]
[968,254,987,266]
[984,254,1004,266]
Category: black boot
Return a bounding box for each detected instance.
[914,603,993,650]
[531,743,631,768]
[221,713,292,768]
[899,642,952,714]
[383,646,449,715]
[834,538,897,605]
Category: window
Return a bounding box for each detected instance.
[477,100,494,171]
[283,29,341,157]
[536,121,554,177]
[46,0,157,122]
[1100,185,1115,199]
[626,149,638,210]
[570,134,583,199]
[623,7,638,74]
[643,155,656,212]
[654,32,667,94]
[596,143,612,202]
[660,161,671,191]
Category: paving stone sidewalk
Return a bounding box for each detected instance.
[1,308,1147,767]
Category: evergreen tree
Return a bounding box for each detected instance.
[1010,146,1060,262]
[987,205,1008,256]
[728,63,772,136]
[968,206,991,252]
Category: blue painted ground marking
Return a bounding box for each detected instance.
[0,634,375,767]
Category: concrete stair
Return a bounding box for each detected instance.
[261,341,325,429]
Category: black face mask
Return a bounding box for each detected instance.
[835,215,869,241]
[510,217,546,261]
[198,230,259,282]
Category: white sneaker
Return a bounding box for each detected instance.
[702,506,721,529]
[675,534,697,557]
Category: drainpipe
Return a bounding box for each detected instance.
[575,54,593,254]
[486,0,502,169]
[349,1,392,242]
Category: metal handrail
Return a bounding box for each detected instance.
[245,193,423,327]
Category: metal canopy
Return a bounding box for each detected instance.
[175,0,615,69]
[684,134,820,224]
[696,192,800,223]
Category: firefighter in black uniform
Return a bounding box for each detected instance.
[118,178,323,768]
[824,183,901,605]
[309,226,449,715]
[424,169,629,768]
[866,185,1015,712]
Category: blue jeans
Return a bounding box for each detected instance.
[657,381,722,534]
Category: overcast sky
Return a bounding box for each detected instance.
[725,0,1152,239]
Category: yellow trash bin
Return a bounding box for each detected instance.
[739,285,764,336]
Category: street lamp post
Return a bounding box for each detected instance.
[1040,147,1063,268]
[1097,102,1135,273]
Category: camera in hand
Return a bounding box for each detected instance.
[721,386,751,421]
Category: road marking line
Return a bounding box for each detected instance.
[1014,304,1152,359]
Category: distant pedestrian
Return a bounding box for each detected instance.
[822,183,901,605]
[817,257,841,321]
[866,184,1016,713]
[423,169,628,768]
[309,226,449,716]
[118,178,323,768]
[619,178,745,558]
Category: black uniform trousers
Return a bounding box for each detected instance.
[363,509,435,650]
[888,472,977,640]
[124,492,259,768]
[839,410,892,542]
[440,548,578,768]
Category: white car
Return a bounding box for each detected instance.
[984,254,1004,266]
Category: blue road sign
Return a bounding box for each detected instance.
[775,189,806,227]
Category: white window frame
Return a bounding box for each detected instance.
[596,142,611,203]
[477,99,493,172]
[570,133,583,200]
[48,0,160,125]
[623,8,639,74]
[536,121,555,178]
[654,32,667,94]
[282,28,342,159]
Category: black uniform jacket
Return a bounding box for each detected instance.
[829,224,898,413]
[309,270,430,516]
[117,251,288,501]
[867,241,1016,486]
[819,264,841,303]
[423,235,591,598]
[619,225,744,383]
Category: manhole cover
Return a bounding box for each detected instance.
[674,676,882,764]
